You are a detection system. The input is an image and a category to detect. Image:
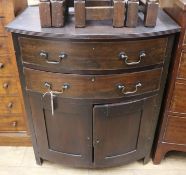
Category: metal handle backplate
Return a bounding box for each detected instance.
[117,82,142,95]
[40,51,67,64]
[119,51,146,65]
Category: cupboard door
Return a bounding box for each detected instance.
[93,96,157,167]
[28,92,92,167]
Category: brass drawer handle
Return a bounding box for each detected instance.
[117,82,142,95]
[119,51,146,65]
[44,82,70,93]
[3,82,9,89]
[39,50,67,64]
[0,63,4,69]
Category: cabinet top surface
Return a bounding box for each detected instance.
[6,6,180,39]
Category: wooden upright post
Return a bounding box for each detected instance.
[39,0,51,27]
[126,0,139,27]
[113,0,125,27]
[74,0,86,27]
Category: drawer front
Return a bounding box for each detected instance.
[20,37,167,73]
[164,115,186,145]
[184,31,186,46]
[0,37,9,55]
[0,115,26,131]
[25,68,162,99]
[0,17,7,36]
[0,55,14,75]
[0,97,23,114]
[170,82,186,114]
[178,52,186,79]
[0,78,19,95]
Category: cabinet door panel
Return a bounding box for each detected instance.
[28,92,92,167]
[93,96,157,167]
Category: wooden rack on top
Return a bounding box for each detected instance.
[39,0,159,28]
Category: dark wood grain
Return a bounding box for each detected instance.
[177,51,186,79]
[74,0,86,27]
[39,1,51,27]
[93,96,157,167]
[6,7,180,39]
[8,4,179,168]
[19,37,167,73]
[24,68,162,99]
[113,0,125,27]
[86,7,113,21]
[170,82,186,114]
[164,115,186,144]
[153,0,186,165]
[28,92,92,167]
[144,0,159,27]
[51,0,65,27]
[126,0,139,27]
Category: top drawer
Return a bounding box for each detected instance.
[19,37,167,73]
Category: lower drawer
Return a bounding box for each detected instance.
[0,78,19,95]
[0,96,23,114]
[0,114,26,131]
[24,68,162,99]
[170,82,186,114]
[164,115,186,145]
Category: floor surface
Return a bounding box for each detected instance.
[0,146,186,175]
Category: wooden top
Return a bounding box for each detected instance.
[6,6,180,39]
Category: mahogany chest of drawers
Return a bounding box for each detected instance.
[153,0,186,164]
[7,6,180,168]
[0,0,31,145]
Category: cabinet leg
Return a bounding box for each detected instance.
[143,154,151,164]
[153,143,167,165]
[35,156,43,165]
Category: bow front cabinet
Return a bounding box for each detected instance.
[7,6,180,168]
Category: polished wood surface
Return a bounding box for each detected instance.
[164,115,186,145]
[8,6,179,168]
[19,37,167,73]
[178,51,186,79]
[170,82,186,114]
[0,0,31,146]
[0,78,19,95]
[24,68,162,99]
[0,55,14,76]
[93,96,157,167]
[0,114,26,131]
[6,6,180,39]
[153,0,186,164]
